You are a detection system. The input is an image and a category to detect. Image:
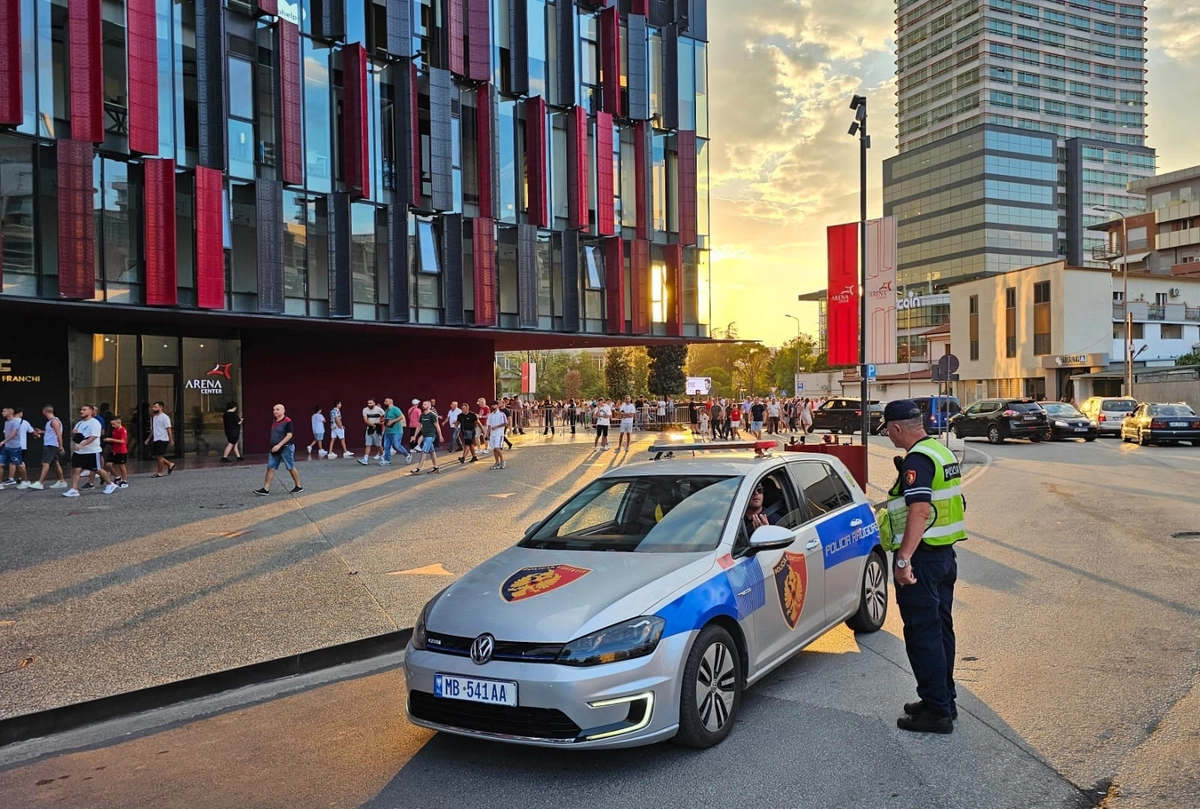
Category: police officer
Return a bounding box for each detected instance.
[881,400,967,734]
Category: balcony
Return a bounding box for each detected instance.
[1114,302,1200,323]
[1156,227,1200,251]
[1091,239,1151,263]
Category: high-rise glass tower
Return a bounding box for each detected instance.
[885,0,1154,312]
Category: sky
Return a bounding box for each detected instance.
[705,0,1200,347]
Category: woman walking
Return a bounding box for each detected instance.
[221,401,244,462]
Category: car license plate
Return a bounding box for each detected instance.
[1170,422,1187,427]
[1074,427,1088,432]
[434,673,518,706]
[1023,415,1036,421]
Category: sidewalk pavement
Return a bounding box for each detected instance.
[0,430,978,720]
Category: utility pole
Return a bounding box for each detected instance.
[849,94,871,471]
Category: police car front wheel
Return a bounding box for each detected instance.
[846,551,888,633]
[676,624,742,748]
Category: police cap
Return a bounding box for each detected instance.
[883,399,922,424]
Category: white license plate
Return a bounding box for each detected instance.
[1023,415,1037,421]
[1074,427,1088,432]
[1170,422,1187,427]
[434,673,518,706]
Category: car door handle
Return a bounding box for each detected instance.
[850,518,863,527]
[737,588,752,597]
[805,539,820,550]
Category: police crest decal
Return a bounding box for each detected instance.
[500,565,591,602]
[772,552,808,629]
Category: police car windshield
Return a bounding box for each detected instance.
[521,476,739,553]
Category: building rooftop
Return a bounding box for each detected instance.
[1129,164,1200,195]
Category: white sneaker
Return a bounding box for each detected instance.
[318,449,328,456]
[28,482,43,490]
[103,483,117,495]
[51,481,68,489]
[17,481,31,489]
[62,489,80,497]
[327,453,338,459]
[344,452,354,457]
[379,460,392,466]
[307,446,312,454]
[358,457,369,465]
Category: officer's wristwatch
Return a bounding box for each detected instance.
[894,557,910,569]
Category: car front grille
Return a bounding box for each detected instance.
[409,690,582,740]
[425,632,565,663]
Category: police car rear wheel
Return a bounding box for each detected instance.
[676,625,741,748]
[846,551,888,633]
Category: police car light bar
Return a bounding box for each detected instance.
[647,440,777,460]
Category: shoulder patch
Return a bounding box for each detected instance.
[904,469,917,487]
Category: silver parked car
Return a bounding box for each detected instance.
[404,448,888,749]
[1079,396,1137,437]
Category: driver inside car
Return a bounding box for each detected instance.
[743,479,782,533]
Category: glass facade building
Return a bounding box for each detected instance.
[0,0,711,455]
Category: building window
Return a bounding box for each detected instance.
[1162,324,1183,340]
[968,293,979,360]
[970,340,979,361]
[1005,286,1016,358]
[416,218,440,274]
[583,244,603,290]
[1154,292,1167,306]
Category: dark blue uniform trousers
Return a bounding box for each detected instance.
[895,544,958,719]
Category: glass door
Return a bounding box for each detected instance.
[141,368,182,460]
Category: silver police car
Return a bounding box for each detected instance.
[404,446,888,749]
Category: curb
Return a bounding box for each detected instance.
[0,628,411,749]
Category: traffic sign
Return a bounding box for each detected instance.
[866,364,877,382]
[794,375,805,395]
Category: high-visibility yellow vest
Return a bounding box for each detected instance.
[880,439,967,551]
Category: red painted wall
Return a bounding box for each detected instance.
[240,331,496,453]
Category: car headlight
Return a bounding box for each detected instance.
[411,601,431,650]
[1054,420,1067,427]
[557,616,666,667]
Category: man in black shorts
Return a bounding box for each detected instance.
[458,405,480,464]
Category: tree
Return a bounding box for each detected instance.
[698,366,732,397]
[1176,352,1200,367]
[629,346,651,395]
[564,369,582,400]
[605,347,635,398]
[770,334,825,392]
[647,345,688,396]
[733,346,773,396]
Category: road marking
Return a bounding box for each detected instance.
[0,620,14,627]
[487,493,515,499]
[207,530,253,539]
[388,563,453,577]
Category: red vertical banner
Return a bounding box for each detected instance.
[257,0,278,14]
[472,217,497,326]
[0,0,23,125]
[68,0,104,143]
[475,84,493,218]
[633,121,649,239]
[144,158,178,306]
[677,131,697,246]
[277,21,303,186]
[827,223,860,367]
[126,0,159,154]
[343,43,370,199]
[466,0,490,81]
[630,238,651,335]
[604,237,625,334]
[596,111,615,236]
[599,6,621,118]
[56,140,96,300]
[630,0,647,13]
[447,0,464,76]
[195,165,226,310]
[567,106,588,230]
[665,243,683,337]
[525,96,548,227]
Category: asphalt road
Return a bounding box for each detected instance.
[1,435,1197,808]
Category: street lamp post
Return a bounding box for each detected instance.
[784,314,800,396]
[849,94,871,463]
[1094,205,1133,396]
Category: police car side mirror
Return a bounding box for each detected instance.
[748,525,794,552]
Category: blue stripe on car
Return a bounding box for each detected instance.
[725,559,766,621]
[655,571,740,638]
[817,504,880,570]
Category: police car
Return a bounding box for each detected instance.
[404,442,888,749]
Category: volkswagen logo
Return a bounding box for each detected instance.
[469,633,495,665]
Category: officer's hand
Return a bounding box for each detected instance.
[895,564,917,586]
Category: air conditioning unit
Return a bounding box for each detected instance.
[1169,288,1181,298]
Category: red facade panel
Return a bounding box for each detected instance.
[0,0,21,126]
[448,0,465,76]
[473,217,497,326]
[476,85,493,218]
[827,222,860,366]
[126,0,159,155]
[195,166,226,310]
[343,43,370,199]
[68,0,104,144]
[525,97,548,228]
[144,158,178,306]
[630,238,651,335]
[634,121,649,239]
[465,0,491,82]
[257,0,278,15]
[56,140,96,300]
[630,0,648,14]
[677,130,697,246]
[665,243,683,337]
[567,106,588,230]
[604,237,625,335]
[277,21,303,186]
[596,111,615,236]
[600,7,621,118]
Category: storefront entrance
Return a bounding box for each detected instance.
[142,368,182,461]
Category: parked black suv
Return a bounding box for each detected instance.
[811,399,885,435]
[948,398,1050,443]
